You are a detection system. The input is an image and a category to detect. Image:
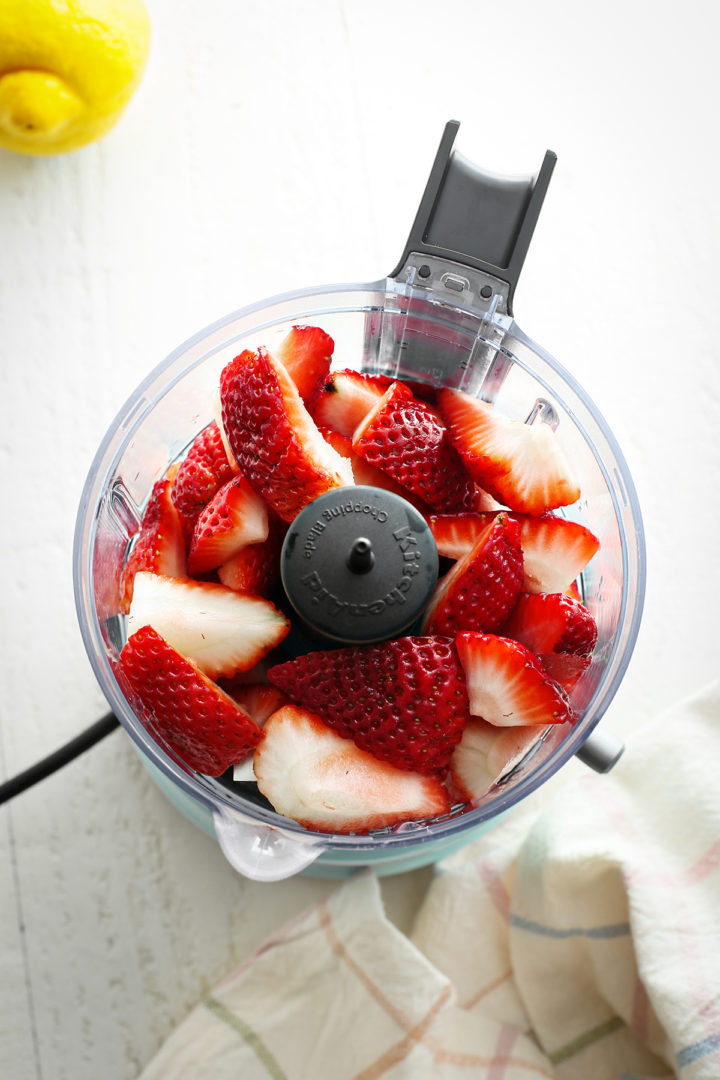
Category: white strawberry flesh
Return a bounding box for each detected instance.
[127,571,290,680]
[438,389,580,515]
[449,719,550,802]
[455,632,573,727]
[253,706,450,834]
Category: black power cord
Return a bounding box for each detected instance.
[0,712,121,806]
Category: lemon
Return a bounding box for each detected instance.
[0,0,151,155]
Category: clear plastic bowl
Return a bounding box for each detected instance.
[73,279,646,881]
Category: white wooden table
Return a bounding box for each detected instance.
[2,2,719,1077]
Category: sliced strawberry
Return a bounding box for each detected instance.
[422,513,523,635]
[217,515,286,595]
[127,572,290,680]
[321,428,432,513]
[427,511,599,596]
[188,422,235,484]
[449,719,550,802]
[275,325,334,409]
[437,389,580,515]
[118,625,262,776]
[352,381,478,512]
[187,474,269,576]
[171,421,237,538]
[311,369,393,437]
[120,477,186,613]
[536,651,591,691]
[220,347,353,523]
[226,683,291,728]
[427,512,497,559]
[171,459,219,540]
[268,636,470,774]
[253,705,450,834]
[513,513,600,594]
[503,592,598,656]
[455,632,572,727]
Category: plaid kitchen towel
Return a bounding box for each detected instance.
[139,681,720,1079]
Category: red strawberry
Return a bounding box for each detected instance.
[437,389,580,515]
[268,636,470,774]
[536,651,591,691]
[127,572,290,680]
[503,592,598,656]
[187,474,269,576]
[427,512,498,559]
[187,421,236,483]
[427,511,599,596]
[422,513,523,635]
[321,428,432,514]
[455,632,572,727]
[226,683,292,728]
[171,460,218,540]
[513,513,600,594]
[120,477,186,613]
[171,422,237,538]
[275,325,334,409]
[254,705,450,834]
[311,369,393,436]
[217,515,286,595]
[118,625,262,776]
[352,381,478,512]
[220,347,353,523]
[449,718,551,802]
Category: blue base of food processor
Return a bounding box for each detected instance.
[142,756,501,878]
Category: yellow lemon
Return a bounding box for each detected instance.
[0,0,151,155]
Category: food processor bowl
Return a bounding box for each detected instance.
[73,124,645,881]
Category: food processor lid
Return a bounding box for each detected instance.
[280,486,438,644]
[390,120,556,317]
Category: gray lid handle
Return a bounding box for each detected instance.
[575,729,625,773]
[391,120,556,315]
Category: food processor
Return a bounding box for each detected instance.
[73,120,645,881]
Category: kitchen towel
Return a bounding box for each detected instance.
[138,681,720,1079]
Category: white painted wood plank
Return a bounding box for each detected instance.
[0,804,41,1080]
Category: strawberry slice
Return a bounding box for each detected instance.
[253,705,450,834]
[455,632,572,727]
[268,636,470,774]
[127,572,290,680]
[226,683,291,728]
[352,381,478,512]
[321,428,432,514]
[449,718,550,802]
[437,389,580,515]
[427,511,599,596]
[217,515,286,595]
[427,512,498,559]
[311,369,393,436]
[422,513,523,635]
[275,325,334,409]
[503,592,598,656]
[171,459,218,540]
[187,420,236,484]
[187,474,269,576]
[171,422,237,538]
[118,625,262,776]
[120,477,186,613]
[536,651,591,691]
[220,347,353,523]
[513,513,600,594]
